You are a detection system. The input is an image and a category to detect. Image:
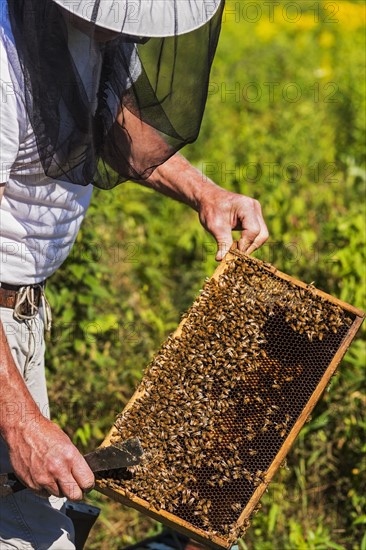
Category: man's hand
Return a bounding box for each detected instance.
[197,187,269,261]
[139,153,268,260]
[6,416,94,500]
[1,319,94,501]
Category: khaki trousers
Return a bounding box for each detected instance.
[0,306,75,549]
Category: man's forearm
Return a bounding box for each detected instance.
[0,320,41,440]
[137,153,221,211]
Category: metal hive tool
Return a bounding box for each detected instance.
[96,246,365,548]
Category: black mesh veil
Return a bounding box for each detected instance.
[7,0,224,189]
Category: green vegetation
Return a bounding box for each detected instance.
[45,1,365,548]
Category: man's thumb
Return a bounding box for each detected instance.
[215,237,233,261]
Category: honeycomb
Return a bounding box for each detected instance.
[97,252,364,547]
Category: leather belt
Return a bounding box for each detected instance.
[0,282,45,317]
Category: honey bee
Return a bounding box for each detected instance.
[231,502,242,512]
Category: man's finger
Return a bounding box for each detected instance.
[245,232,268,255]
[58,477,84,501]
[237,200,268,254]
[208,219,233,261]
[215,238,233,261]
[71,457,95,493]
[28,472,62,499]
[237,221,261,253]
[245,202,269,254]
[245,225,269,255]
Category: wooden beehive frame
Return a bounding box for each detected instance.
[96,246,365,549]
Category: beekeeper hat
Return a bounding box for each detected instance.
[51,0,222,37]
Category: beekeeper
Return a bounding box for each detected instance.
[0,0,268,547]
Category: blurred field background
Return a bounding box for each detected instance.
[46,1,366,548]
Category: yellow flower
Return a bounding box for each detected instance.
[337,1,366,30]
[319,31,335,49]
[255,20,277,42]
[295,14,317,32]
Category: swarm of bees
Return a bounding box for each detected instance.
[98,255,353,543]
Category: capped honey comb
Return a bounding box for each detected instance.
[96,246,365,549]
